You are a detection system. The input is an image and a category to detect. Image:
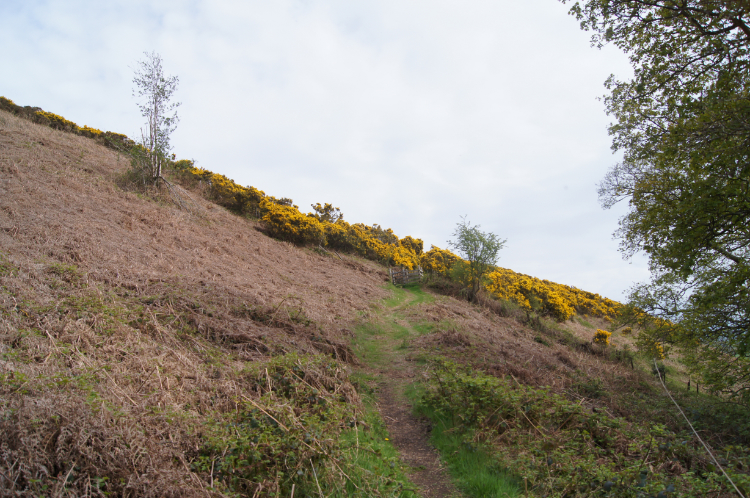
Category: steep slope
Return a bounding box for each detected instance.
[0,107,631,497]
[0,110,387,326]
[3,108,747,498]
[0,110,397,496]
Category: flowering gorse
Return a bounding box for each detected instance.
[485,269,619,321]
[419,246,461,276]
[3,95,628,323]
[0,96,134,151]
[594,329,612,345]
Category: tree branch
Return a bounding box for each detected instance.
[711,244,745,266]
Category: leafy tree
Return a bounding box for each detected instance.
[132,51,180,182]
[448,217,506,302]
[563,0,750,400]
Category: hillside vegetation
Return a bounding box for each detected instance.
[1,104,749,497]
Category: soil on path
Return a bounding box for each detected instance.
[378,379,461,498]
[357,289,463,498]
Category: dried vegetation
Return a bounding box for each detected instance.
[2,107,747,497]
[0,110,390,496]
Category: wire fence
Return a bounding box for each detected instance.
[654,358,746,498]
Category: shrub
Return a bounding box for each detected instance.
[101,131,135,149]
[166,164,423,268]
[193,353,414,497]
[318,220,420,268]
[0,96,18,113]
[35,111,80,133]
[420,245,461,276]
[310,202,343,223]
[261,199,325,245]
[390,244,419,269]
[80,125,104,139]
[1,96,135,151]
[593,329,611,345]
[323,219,357,253]
[400,235,424,256]
[416,358,747,497]
[485,268,620,322]
[171,159,194,171]
[174,165,266,216]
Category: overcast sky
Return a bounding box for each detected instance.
[1,0,651,301]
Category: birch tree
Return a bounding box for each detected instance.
[132,51,180,182]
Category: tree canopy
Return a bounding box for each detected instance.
[448,217,506,302]
[563,0,750,400]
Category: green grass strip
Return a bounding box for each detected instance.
[406,386,520,498]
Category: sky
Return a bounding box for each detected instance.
[0,0,651,301]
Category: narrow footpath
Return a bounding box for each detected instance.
[354,286,462,498]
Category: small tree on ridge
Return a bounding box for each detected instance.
[448,216,506,302]
[132,51,180,182]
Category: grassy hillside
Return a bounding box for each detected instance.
[0,109,399,496]
[1,106,749,497]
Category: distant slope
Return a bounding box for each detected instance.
[1,96,622,322]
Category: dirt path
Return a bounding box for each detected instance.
[378,379,460,498]
[355,287,463,498]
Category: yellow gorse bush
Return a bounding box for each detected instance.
[418,248,620,322]
[400,236,424,256]
[183,166,267,216]
[1,96,628,318]
[485,268,620,321]
[261,199,325,245]
[0,97,134,150]
[35,111,80,132]
[324,220,420,269]
[486,269,577,321]
[390,245,419,269]
[170,163,425,269]
[593,329,612,345]
[419,246,461,276]
[80,125,104,138]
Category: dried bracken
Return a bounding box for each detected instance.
[0,109,393,496]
